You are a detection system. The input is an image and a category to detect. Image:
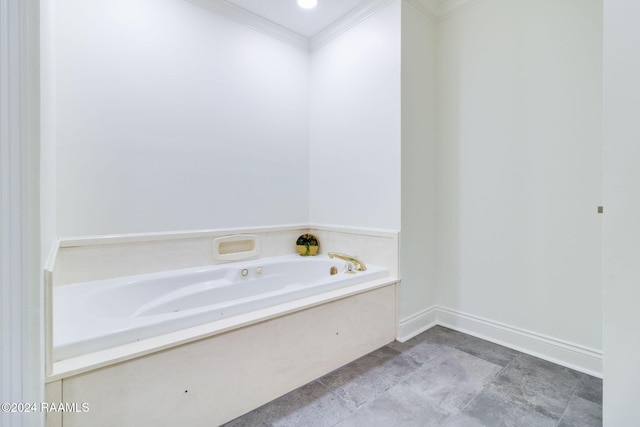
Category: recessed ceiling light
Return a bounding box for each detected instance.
[297,0,317,9]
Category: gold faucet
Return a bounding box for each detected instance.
[327,252,367,271]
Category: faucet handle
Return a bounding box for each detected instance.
[327,252,367,271]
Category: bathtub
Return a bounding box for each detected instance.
[54,254,388,361]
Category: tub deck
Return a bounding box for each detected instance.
[49,255,396,381]
[48,280,398,427]
[54,255,388,361]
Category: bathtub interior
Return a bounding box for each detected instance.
[53,254,389,361]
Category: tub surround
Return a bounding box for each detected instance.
[49,225,308,287]
[53,255,389,361]
[48,275,397,380]
[49,224,399,286]
[46,223,399,368]
[48,284,396,427]
[45,224,399,426]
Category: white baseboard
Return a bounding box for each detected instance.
[397,305,438,342]
[397,305,603,378]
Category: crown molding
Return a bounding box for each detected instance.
[406,0,438,19]
[186,0,309,49]
[187,0,481,51]
[309,0,396,51]
[407,0,480,20]
[437,0,481,19]
[188,0,401,52]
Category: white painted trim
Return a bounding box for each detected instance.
[186,0,309,49]
[437,307,603,378]
[0,0,42,425]
[436,0,480,19]
[404,0,438,21]
[188,0,401,52]
[309,0,396,50]
[56,223,310,248]
[184,0,480,53]
[54,223,399,250]
[406,0,480,20]
[396,305,438,342]
[397,306,603,377]
[309,223,399,238]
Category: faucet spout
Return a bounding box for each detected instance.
[327,252,367,271]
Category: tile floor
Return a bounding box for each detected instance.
[223,326,602,427]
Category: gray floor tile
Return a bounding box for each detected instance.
[221,327,602,427]
[443,413,489,427]
[452,334,519,367]
[387,339,451,365]
[448,390,557,427]
[335,382,451,427]
[222,381,353,427]
[318,346,421,407]
[486,353,582,419]
[575,374,603,405]
[557,395,603,427]
[421,325,470,347]
[403,347,503,413]
[397,326,517,367]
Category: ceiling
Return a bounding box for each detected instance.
[224,0,376,38]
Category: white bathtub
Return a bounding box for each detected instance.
[54,254,388,361]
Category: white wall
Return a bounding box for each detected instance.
[52,0,310,237]
[45,0,610,384]
[309,0,402,230]
[399,1,438,320]
[437,0,603,351]
[603,0,640,423]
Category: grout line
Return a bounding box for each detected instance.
[461,357,513,415]
[554,373,584,426]
[230,328,601,426]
